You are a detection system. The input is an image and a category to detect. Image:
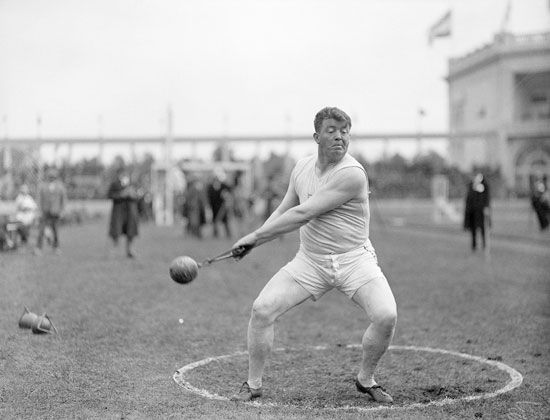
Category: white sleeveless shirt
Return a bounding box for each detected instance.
[291,154,370,254]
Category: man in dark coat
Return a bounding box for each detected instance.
[35,167,67,255]
[207,169,233,238]
[463,172,491,251]
[183,177,208,238]
[108,167,140,258]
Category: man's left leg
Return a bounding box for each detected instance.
[17,224,29,244]
[126,236,135,258]
[352,276,397,402]
[231,269,312,402]
[50,216,60,250]
[34,215,47,255]
[223,217,232,238]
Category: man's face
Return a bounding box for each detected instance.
[314,118,350,162]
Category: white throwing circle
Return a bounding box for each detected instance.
[173,344,523,412]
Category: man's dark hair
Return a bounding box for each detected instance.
[314,107,352,133]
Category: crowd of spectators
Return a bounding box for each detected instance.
[181,169,284,240]
[1,152,547,252]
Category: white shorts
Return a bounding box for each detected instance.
[280,242,385,301]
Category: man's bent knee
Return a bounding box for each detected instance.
[250,298,278,326]
[372,307,397,331]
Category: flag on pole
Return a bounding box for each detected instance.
[428,10,452,45]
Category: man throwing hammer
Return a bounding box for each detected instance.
[231,107,397,403]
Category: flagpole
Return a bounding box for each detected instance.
[427,3,453,167]
[447,0,455,58]
[449,9,456,59]
[500,0,512,34]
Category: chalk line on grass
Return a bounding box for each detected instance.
[173,344,523,413]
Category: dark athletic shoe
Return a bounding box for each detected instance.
[355,378,393,403]
[230,382,262,402]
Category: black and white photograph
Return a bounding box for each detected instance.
[0,0,549,418]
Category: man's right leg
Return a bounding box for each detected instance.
[232,269,311,401]
[34,217,46,254]
[17,225,29,244]
[125,237,134,258]
[352,276,397,403]
[49,217,59,249]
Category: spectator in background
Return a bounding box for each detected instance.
[34,168,67,255]
[183,176,208,238]
[138,190,154,222]
[207,169,233,238]
[232,171,252,236]
[108,167,140,258]
[14,184,38,246]
[262,175,282,222]
[0,215,15,251]
[463,172,491,252]
[530,177,549,232]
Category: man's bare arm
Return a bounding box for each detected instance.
[262,177,299,226]
[233,166,365,250]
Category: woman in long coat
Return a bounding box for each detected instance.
[108,168,140,258]
[463,173,490,251]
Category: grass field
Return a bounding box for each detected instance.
[1,204,549,419]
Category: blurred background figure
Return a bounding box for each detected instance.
[261,175,282,223]
[182,175,208,238]
[232,170,252,236]
[530,176,549,232]
[14,184,37,246]
[0,215,14,251]
[138,189,154,222]
[463,172,491,252]
[107,167,141,258]
[35,167,67,255]
[207,168,233,238]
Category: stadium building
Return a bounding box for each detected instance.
[447,31,550,195]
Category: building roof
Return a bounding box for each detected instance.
[448,32,550,81]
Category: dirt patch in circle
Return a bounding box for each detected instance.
[175,344,522,411]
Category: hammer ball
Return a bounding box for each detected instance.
[169,256,199,284]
